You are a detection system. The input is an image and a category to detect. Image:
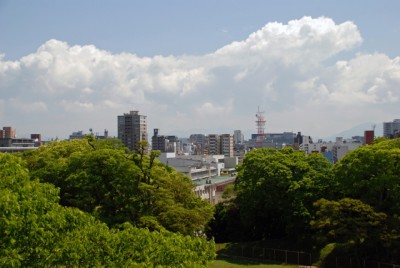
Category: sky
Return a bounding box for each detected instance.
[1,1,399,140]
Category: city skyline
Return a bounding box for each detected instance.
[0,1,399,140]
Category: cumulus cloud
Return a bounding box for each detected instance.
[214,16,362,66]
[0,16,399,139]
[196,100,234,116]
[8,99,48,113]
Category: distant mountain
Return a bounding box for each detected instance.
[322,122,383,142]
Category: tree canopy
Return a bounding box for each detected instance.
[22,138,213,236]
[0,152,215,267]
[234,147,334,239]
[207,139,400,263]
[334,139,400,213]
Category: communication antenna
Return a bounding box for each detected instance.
[255,106,266,148]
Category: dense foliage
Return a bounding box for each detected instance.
[207,139,400,263]
[225,147,334,240]
[3,135,400,264]
[22,138,213,235]
[1,143,215,266]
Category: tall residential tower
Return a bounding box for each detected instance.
[117,110,148,151]
[383,119,400,138]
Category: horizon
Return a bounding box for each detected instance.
[8,118,384,143]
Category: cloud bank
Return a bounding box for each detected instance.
[0,16,399,139]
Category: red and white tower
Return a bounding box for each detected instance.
[255,107,266,148]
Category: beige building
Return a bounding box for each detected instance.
[208,134,220,155]
[207,134,234,157]
[220,134,234,157]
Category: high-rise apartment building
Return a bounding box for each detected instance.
[383,119,400,138]
[208,134,220,155]
[207,134,234,157]
[118,110,147,151]
[233,130,244,144]
[220,134,234,157]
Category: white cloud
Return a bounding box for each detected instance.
[329,53,400,104]
[196,100,233,116]
[9,100,48,113]
[0,16,398,139]
[214,16,362,66]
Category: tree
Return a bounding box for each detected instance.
[334,138,400,213]
[310,198,398,262]
[311,198,387,245]
[206,199,248,243]
[233,147,334,240]
[0,152,104,266]
[22,138,213,235]
[0,152,216,267]
[331,138,400,261]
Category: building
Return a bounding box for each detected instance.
[0,126,40,153]
[158,153,220,181]
[117,110,148,151]
[206,134,234,157]
[248,131,296,149]
[298,135,362,164]
[233,130,244,144]
[151,129,179,153]
[208,134,220,155]
[234,143,247,163]
[69,131,85,140]
[363,130,374,145]
[193,176,236,205]
[152,129,165,151]
[220,134,234,157]
[69,129,109,140]
[31,134,42,147]
[293,132,303,149]
[189,134,207,155]
[0,127,16,139]
[383,119,400,138]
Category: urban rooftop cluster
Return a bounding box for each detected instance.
[1,111,400,205]
[1,111,400,160]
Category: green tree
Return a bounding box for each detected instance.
[0,152,216,267]
[23,138,213,235]
[334,138,400,213]
[0,152,102,266]
[331,138,400,261]
[65,148,143,225]
[310,198,399,262]
[206,199,248,243]
[311,198,387,245]
[234,147,334,240]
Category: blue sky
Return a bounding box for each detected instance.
[1,1,399,140]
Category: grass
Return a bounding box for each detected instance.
[208,256,299,268]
